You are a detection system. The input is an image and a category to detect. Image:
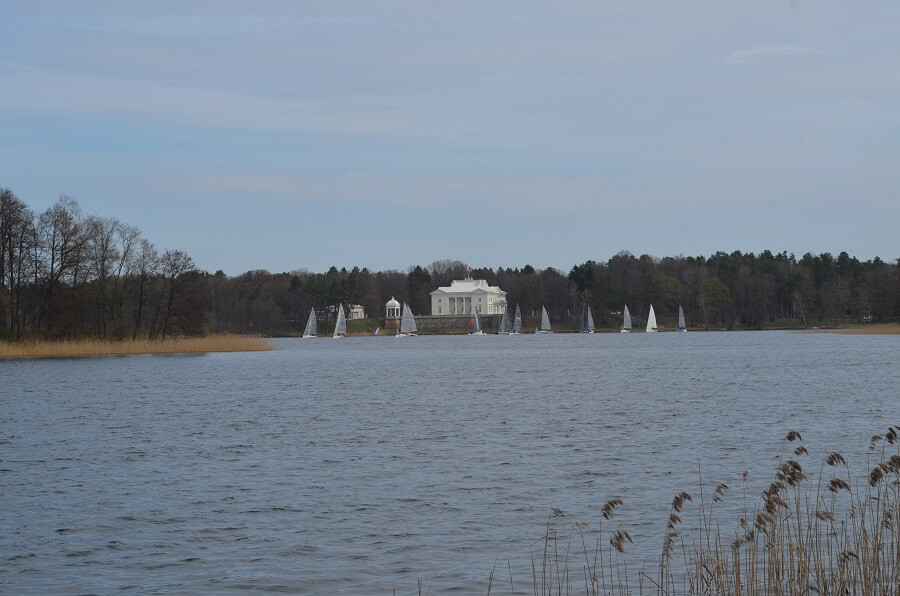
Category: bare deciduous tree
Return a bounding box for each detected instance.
[152,249,196,338]
[37,195,84,336]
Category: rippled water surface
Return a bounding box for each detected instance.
[1,331,897,593]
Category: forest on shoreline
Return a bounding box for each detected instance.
[2,188,897,340]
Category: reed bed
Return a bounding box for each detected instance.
[0,334,273,358]
[478,427,900,596]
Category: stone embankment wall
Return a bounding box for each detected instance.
[384,314,501,331]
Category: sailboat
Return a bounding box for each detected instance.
[511,305,523,334]
[646,304,658,332]
[621,305,632,333]
[581,305,595,333]
[396,303,418,337]
[495,308,511,334]
[469,309,485,335]
[677,305,686,332]
[333,304,347,338]
[302,307,317,338]
[535,306,552,334]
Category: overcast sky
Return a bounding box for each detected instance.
[1,1,897,275]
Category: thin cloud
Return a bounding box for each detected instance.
[30,14,380,37]
[726,44,821,63]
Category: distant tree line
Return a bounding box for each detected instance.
[2,187,897,339]
[212,254,896,335]
[563,251,897,330]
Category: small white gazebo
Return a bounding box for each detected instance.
[385,296,401,319]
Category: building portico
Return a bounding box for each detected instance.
[430,277,506,316]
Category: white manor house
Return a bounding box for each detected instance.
[429,277,506,316]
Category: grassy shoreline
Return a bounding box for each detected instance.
[0,334,273,358]
[281,317,900,337]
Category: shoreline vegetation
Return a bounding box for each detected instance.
[0,334,273,359]
[2,189,898,343]
[411,428,899,595]
[4,324,893,357]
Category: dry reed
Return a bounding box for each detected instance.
[502,426,899,595]
[0,334,273,358]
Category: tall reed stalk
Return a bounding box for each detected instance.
[503,426,899,595]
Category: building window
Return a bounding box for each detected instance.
[478,297,482,302]
[438,306,442,314]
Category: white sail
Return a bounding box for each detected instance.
[496,309,510,334]
[468,309,484,334]
[303,307,317,337]
[398,303,417,336]
[581,306,595,333]
[512,305,522,333]
[333,304,347,338]
[536,306,552,333]
[621,305,632,332]
[646,304,658,332]
[677,305,686,331]
[407,305,417,334]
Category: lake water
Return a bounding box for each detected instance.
[1,331,897,593]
